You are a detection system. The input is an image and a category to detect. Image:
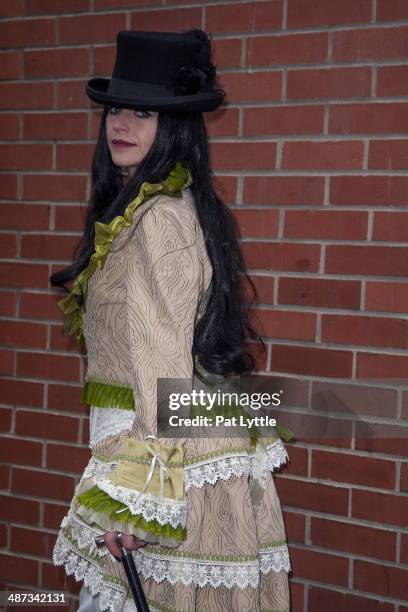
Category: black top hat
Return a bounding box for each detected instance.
[86,29,225,112]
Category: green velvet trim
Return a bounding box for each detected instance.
[57,160,193,349]
[81,378,135,410]
[76,485,186,541]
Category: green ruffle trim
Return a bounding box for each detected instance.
[81,377,134,410]
[76,485,186,541]
[57,160,193,349]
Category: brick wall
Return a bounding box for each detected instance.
[0,1,407,610]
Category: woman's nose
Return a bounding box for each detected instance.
[112,113,129,131]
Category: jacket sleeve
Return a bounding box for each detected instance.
[76,196,205,547]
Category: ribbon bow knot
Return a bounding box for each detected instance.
[115,434,170,515]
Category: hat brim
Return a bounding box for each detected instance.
[86,78,225,113]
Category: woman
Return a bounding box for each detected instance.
[50,29,291,612]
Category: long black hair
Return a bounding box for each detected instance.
[49,107,265,378]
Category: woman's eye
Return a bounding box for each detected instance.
[108,106,120,115]
[134,110,152,118]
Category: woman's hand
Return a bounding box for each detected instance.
[104,531,147,560]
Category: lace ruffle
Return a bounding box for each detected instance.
[95,478,187,529]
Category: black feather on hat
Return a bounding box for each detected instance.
[86,29,225,112]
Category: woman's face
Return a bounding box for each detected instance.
[106,106,158,178]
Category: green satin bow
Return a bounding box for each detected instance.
[57,161,193,349]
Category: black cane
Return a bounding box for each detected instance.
[94,533,150,612]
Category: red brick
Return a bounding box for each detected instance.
[366,281,408,314]
[276,410,352,449]
[288,0,371,28]
[280,445,308,477]
[232,209,278,239]
[60,13,126,44]
[24,47,89,78]
[283,511,305,542]
[0,82,53,112]
[219,71,281,103]
[131,7,201,31]
[16,410,79,443]
[47,383,86,414]
[369,139,408,170]
[11,526,55,557]
[42,562,80,592]
[1,0,24,17]
[311,517,396,561]
[17,352,80,382]
[290,581,304,612]
[206,1,282,33]
[211,142,277,171]
[43,502,69,530]
[243,175,324,205]
[0,495,40,525]
[278,277,361,310]
[0,262,49,289]
[19,292,59,320]
[56,143,101,171]
[312,449,395,489]
[0,553,38,585]
[373,212,408,242]
[355,424,408,457]
[46,443,90,473]
[401,533,408,564]
[285,210,367,240]
[0,50,23,79]
[0,408,12,432]
[0,144,52,170]
[0,349,14,376]
[0,17,55,48]
[244,105,325,136]
[57,79,89,109]
[26,0,90,14]
[212,38,242,70]
[95,0,159,6]
[258,309,316,341]
[311,381,398,419]
[0,174,17,199]
[0,204,50,230]
[11,467,75,502]
[321,314,408,349]
[354,559,408,600]
[213,175,237,203]
[243,242,320,272]
[309,587,394,612]
[0,291,16,316]
[205,108,239,138]
[82,416,90,445]
[23,173,88,202]
[0,233,17,257]
[283,140,364,170]
[0,113,20,140]
[401,463,408,492]
[377,65,408,98]
[55,205,86,231]
[271,345,352,378]
[251,274,275,305]
[4,378,45,410]
[0,437,42,467]
[24,111,87,139]
[331,175,408,206]
[0,464,10,489]
[334,26,408,62]
[0,320,47,349]
[330,102,408,135]
[248,32,328,67]
[357,352,408,381]
[326,245,408,277]
[288,67,371,100]
[290,546,349,586]
[93,44,115,76]
[21,234,80,261]
[377,0,408,21]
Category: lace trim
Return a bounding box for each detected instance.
[60,511,109,559]
[86,438,288,494]
[95,477,187,529]
[135,544,290,588]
